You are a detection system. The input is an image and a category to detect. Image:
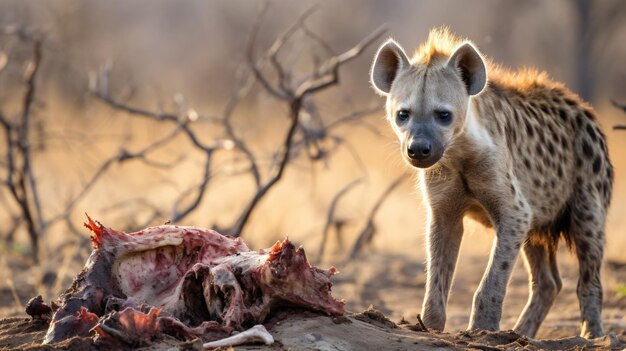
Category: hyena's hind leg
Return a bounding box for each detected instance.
[513,240,562,337]
[570,192,608,339]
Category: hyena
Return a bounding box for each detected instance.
[370,28,612,338]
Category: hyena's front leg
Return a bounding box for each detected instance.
[421,171,466,331]
[468,215,530,331]
[421,209,464,330]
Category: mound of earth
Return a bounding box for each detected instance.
[1,307,624,350]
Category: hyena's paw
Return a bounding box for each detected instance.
[421,304,446,331]
[580,321,604,339]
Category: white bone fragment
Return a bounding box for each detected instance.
[203,324,274,349]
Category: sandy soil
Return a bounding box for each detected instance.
[332,251,626,340]
[0,250,625,350]
[0,308,624,351]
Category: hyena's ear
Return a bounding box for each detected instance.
[370,39,410,95]
[447,43,487,96]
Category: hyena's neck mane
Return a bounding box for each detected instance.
[414,27,562,95]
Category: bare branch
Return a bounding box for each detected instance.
[301,22,336,56]
[0,38,44,262]
[92,90,215,152]
[92,92,179,122]
[266,5,320,93]
[45,157,116,227]
[1,8,386,269]
[326,105,381,131]
[317,178,363,263]
[611,99,626,113]
[227,19,386,237]
[228,98,301,236]
[221,72,261,187]
[46,122,190,228]
[612,99,626,130]
[170,152,213,223]
[294,25,387,98]
[3,215,23,244]
[335,138,369,176]
[245,2,288,100]
[349,175,405,259]
[22,39,45,242]
[0,111,14,182]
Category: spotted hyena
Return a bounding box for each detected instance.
[370,28,612,338]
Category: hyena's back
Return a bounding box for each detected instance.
[473,75,613,246]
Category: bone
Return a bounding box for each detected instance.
[202,324,274,349]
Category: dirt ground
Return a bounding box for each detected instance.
[0,248,625,350]
[332,251,626,341]
[0,308,624,351]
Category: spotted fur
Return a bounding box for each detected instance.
[370,28,612,338]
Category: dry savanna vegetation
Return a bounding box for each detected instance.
[0,1,625,350]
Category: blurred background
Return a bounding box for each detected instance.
[0,0,625,336]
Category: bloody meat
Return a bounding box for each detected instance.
[28,216,344,346]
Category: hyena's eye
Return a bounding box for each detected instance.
[435,110,452,125]
[396,109,410,123]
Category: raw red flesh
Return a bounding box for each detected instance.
[30,216,344,346]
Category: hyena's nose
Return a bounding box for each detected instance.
[407,140,432,160]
